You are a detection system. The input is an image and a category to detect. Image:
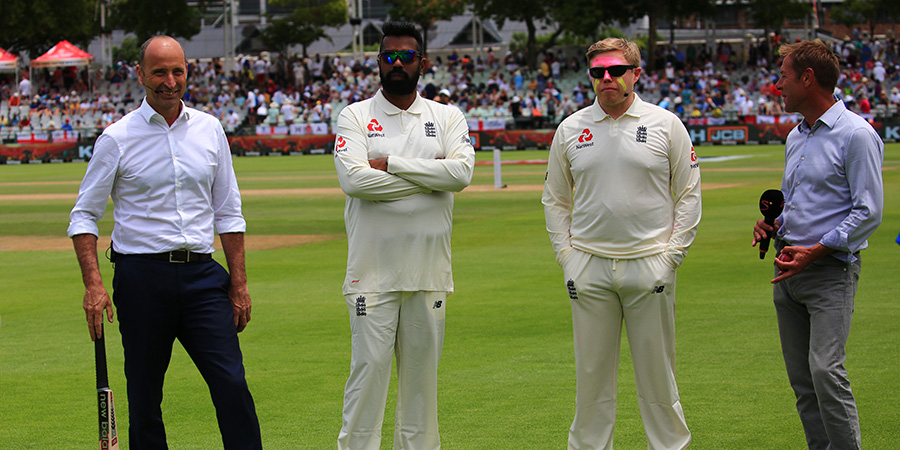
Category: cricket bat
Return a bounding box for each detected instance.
[95,326,120,450]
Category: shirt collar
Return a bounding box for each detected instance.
[138,97,190,125]
[374,89,424,115]
[591,93,644,122]
[799,99,844,133]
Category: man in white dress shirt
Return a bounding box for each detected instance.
[333,21,475,450]
[68,36,261,449]
[543,37,701,450]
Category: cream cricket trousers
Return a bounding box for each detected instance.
[560,248,691,450]
[338,291,446,450]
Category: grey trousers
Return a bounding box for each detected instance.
[773,251,861,450]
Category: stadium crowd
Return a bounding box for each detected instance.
[2,32,900,140]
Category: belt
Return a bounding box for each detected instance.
[111,249,212,263]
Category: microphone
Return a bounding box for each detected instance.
[758,189,784,259]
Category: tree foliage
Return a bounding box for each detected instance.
[596,0,716,71]
[0,0,98,57]
[829,0,900,38]
[745,0,812,35]
[110,0,209,43]
[261,0,347,56]
[471,0,609,70]
[388,0,467,56]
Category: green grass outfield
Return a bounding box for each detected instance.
[1,144,898,448]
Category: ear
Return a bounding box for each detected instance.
[803,68,815,87]
[633,66,642,82]
[419,55,428,75]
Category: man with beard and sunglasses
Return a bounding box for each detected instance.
[333,21,475,450]
[543,37,701,449]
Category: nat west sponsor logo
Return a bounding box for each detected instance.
[334,136,348,153]
[690,147,699,169]
[576,128,594,149]
[707,126,748,142]
[367,119,385,137]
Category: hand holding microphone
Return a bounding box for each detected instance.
[756,189,784,259]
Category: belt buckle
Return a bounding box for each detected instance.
[169,250,188,263]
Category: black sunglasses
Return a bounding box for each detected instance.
[589,65,637,79]
[379,50,422,64]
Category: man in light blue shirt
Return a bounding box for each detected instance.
[753,40,883,450]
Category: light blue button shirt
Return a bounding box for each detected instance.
[778,100,884,262]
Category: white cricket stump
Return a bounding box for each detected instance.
[493,147,506,189]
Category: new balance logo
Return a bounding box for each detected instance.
[355,295,367,316]
[650,286,665,294]
[566,279,578,300]
[433,300,443,309]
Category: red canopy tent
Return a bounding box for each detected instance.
[30,40,93,68]
[0,47,19,85]
[0,47,18,71]
[29,40,94,91]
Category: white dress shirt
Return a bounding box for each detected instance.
[67,99,246,254]
[334,90,475,295]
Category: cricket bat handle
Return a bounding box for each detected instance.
[95,327,109,390]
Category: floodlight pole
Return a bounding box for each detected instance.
[472,15,484,60]
[223,0,237,74]
[348,0,364,63]
[100,0,112,68]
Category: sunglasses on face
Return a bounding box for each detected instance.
[589,65,637,79]
[379,50,422,64]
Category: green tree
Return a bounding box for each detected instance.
[471,0,610,70]
[261,0,347,57]
[388,0,467,56]
[113,36,142,65]
[599,1,716,72]
[110,0,209,42]
[745,0,812,38]
[830,0,900,38]
[0,0,98,57]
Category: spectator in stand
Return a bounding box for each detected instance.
[437,88,451,105]
[223,109,241,133]
[18,72,31,97]
[266,101,279,125]
[890,87,900,106]
[859,95,871,114]
[281,100,297,126]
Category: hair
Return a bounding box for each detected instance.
[138,36,187,67]
[380,21,423,53]
[778,39,839,91]
[585,38,641,67]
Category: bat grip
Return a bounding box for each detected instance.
[95,328,109,390]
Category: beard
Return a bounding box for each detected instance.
[380,67,420,96]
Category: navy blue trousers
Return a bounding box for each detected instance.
[112,255,262,449]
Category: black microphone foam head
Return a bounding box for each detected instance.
[759,189,784,220]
